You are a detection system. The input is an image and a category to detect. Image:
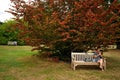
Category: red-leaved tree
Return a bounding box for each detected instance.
[8,0,120,59]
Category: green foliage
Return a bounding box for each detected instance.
[0,20,25,45]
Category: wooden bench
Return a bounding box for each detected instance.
[71,52,106,70]
[8,41,17,46]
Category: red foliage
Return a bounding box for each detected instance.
[8,0,120,51]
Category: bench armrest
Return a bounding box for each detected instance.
[72,56,76,61]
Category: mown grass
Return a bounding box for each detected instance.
[0,46,120,80]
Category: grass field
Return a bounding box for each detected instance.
[0,46,120,80]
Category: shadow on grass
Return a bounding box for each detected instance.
[75,65,101,71]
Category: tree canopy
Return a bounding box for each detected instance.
[8,0,120,59]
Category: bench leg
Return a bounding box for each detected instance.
[103,61,106,70]
[71,63,76,70]
[103,58,106,70]
[73,65,76,70]
[73,64,78,70]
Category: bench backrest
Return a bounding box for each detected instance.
[71,52,94,62]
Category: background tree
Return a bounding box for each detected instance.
[8,0,120,61]
[0,20,25,45]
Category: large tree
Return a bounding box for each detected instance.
[8,0,120,59]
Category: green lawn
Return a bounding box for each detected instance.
[0,46,120,80]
